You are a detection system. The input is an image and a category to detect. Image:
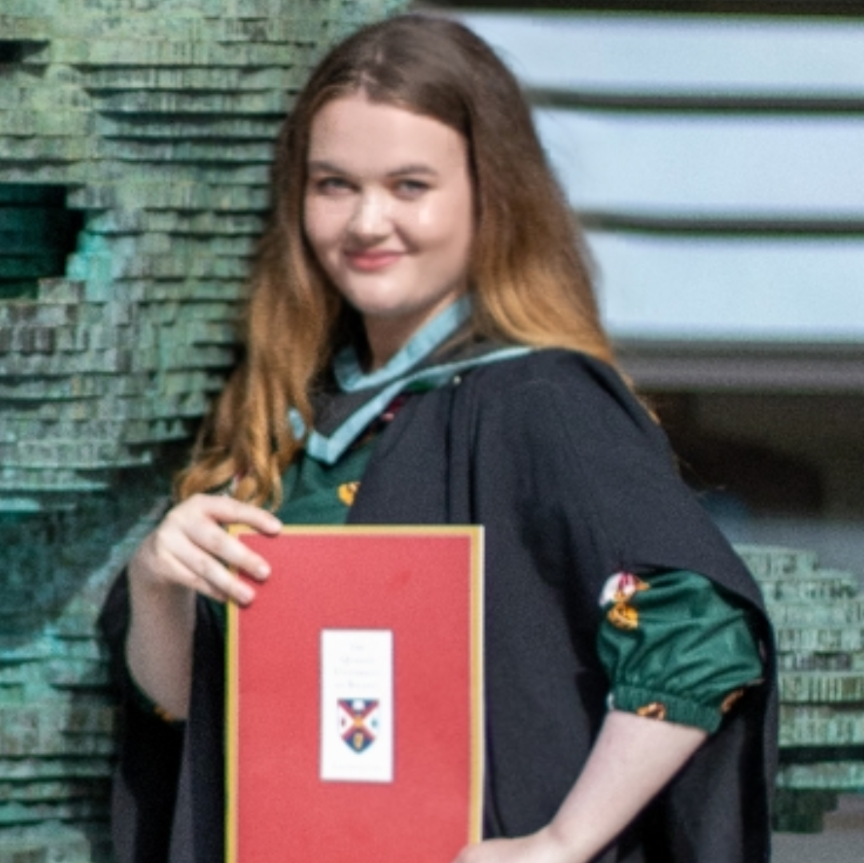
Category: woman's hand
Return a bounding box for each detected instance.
[126,493,282,719]
[129,493,283,606]
[452,829,570,863]
[452,711,707,863]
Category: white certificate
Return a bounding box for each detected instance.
[320,629,394,783]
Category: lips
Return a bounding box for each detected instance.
[344,250,403,272]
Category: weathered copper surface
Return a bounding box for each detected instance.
[0,2,406,859]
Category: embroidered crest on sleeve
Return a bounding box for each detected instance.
[636,702,668,721]
[338,481,360,506]
[599,572,649,631]
[153,704,178,724]
[720,688,746,714]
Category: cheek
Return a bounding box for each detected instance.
[412,196,474,263]
[302,198,321,249]
[303,199,344,254]
[413,198,456,232]
[413,183,474,236]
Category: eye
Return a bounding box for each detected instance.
[394,179,429,198]
[311,176,353,196]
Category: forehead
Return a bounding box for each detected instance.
[308,95,467,173]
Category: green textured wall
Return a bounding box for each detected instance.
[738,547,864,831]
[0,2,406,860]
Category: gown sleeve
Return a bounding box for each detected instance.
[436,350,776,856]
[596,569,764,732]
[98,570,185,863]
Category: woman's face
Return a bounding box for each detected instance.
[304,93,474,368]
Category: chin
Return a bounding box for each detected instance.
[353,304,411,321]
[340,290,405,318]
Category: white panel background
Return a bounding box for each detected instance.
[459,11,864,342]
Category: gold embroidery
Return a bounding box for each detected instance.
[636,702,667,721]
[607,603,640,630]
[154,704,177,723]
[603,573,650,630]
[338,481,360,506]
[720,688,745,714]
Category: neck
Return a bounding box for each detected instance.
[363,319,410,372]
[362,295,467,372]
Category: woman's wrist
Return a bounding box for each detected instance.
[125,548,198,720]
[127,534,192,598]
[540,818,593,863]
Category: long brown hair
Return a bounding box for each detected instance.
[177,13,619,507]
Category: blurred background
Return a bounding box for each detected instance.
[431,3,864,859]
[431,0,864,573]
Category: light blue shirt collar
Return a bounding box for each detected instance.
[292,297,532,465]
[333,296,473,392]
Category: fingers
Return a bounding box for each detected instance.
[164,554,233,605]
[130,493,284,606]
[183,493,282,537]
[173,493,282,578]
[170,535,258,605]
[173,507,271,580]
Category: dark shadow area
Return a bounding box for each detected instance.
[0,445,187,645]
[650,392,823,517]
[0,40,48,66]
[0,185,85,301]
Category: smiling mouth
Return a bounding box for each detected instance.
[344,250,403,272]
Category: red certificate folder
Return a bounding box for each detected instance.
[226,526,484,863]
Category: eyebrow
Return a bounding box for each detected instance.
[307,160,439,178]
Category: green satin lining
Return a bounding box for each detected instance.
[597,569,763,733]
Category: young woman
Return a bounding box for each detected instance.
[103,14,775,863]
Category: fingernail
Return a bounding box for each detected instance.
[239,586,255,604]
[257,564,270,579]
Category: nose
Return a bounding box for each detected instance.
[348,188,391,240]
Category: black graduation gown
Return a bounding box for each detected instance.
[101,349,777,863]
